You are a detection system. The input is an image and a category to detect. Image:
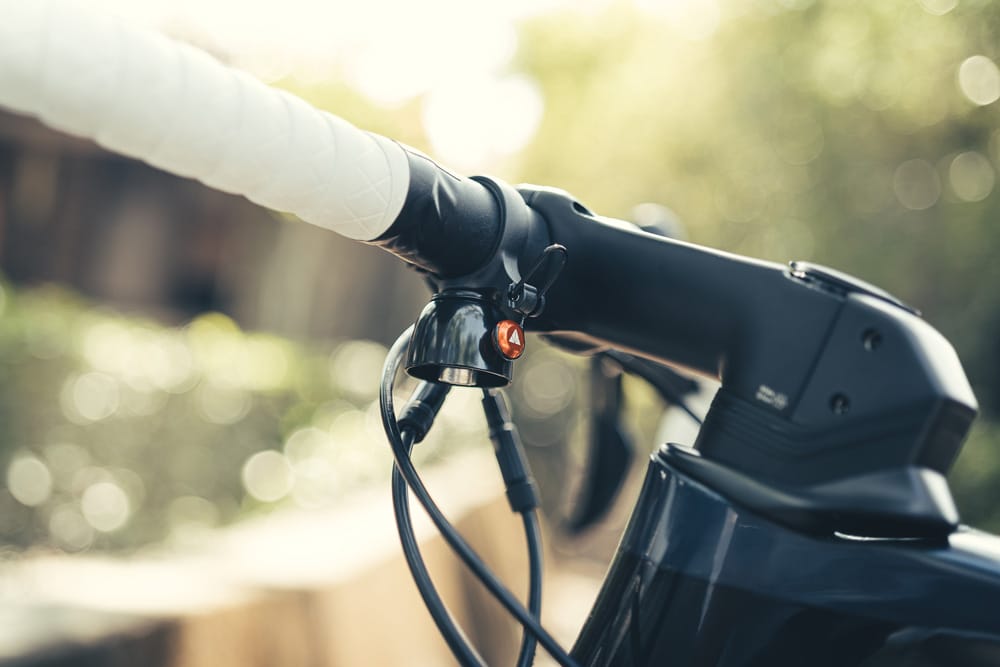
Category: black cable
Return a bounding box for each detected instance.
[391,429,486,667]
[481,387,542,666]
[601,350,704,426]
[381,328,580,667]
[516,510,543,667]
[674,397,704,426]
[389,382,541,667]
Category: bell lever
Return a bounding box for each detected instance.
[508,244,568,319]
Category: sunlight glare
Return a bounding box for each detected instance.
[634,0,722,41]
[422,75,544,171]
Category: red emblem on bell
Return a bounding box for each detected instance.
[494,320,526,360]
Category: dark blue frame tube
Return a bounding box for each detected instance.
[571,448,1000,666]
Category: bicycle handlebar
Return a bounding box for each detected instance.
[0,0,409,241]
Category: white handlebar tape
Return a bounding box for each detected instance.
[0,0,409,240]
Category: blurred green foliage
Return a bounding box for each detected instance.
[0,278,646,555]
[0,280,508,553]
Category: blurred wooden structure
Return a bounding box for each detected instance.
[0,109,427,344]
[0,450,566,666]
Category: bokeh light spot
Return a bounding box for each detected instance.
[241,450,294,503]
[521,361,576,418]
[82,320,130,375]
[49,504,94,551]
[72,466,114,497]
[893,159,941,210]
[7,455,53,507]
[196,383,251,424]
[918,0,958,16]
[959,55,1000,106]
[329,341,387,399]
[61,372,121,423]
[949,151,995,202]
[81,481,131,532]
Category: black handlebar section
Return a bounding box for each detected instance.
[523,187,839,397]
[370,162,978,538]
[371,150,504,278]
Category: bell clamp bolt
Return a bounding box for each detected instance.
[494,320,526,360]
[507,244,568,318]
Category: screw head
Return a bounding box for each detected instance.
[862,328,882,351]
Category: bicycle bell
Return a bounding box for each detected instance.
[405,290,525,387]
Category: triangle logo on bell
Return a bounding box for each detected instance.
[495,320,525,360]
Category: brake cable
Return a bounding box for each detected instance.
[381,327,579,667]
